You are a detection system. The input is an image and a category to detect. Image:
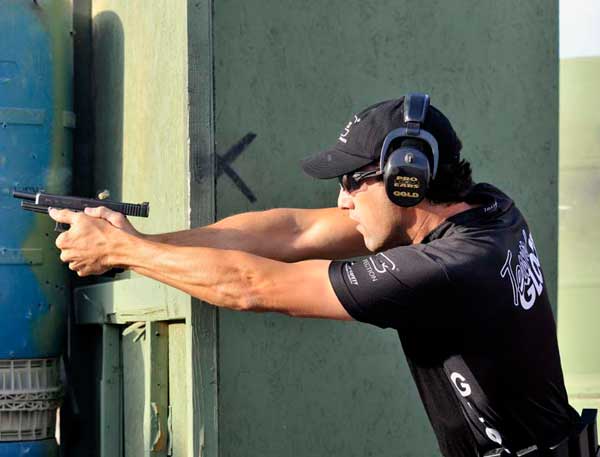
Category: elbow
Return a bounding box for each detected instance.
[238,293,265,313]
[237,288,282,314]
[237,281,290,316]
[231,259,291,315]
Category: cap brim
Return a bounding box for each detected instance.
[301,148,374,179]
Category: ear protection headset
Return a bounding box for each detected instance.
[379,93,439,207]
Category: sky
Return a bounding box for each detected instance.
[560,0,600,58]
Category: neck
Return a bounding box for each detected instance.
[407,201,477,244]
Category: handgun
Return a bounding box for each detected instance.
[12,190,149,232]
[13,190,150,278]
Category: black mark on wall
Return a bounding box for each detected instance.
[216,133,257,203]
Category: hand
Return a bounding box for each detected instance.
[49,208,124,276]
[83,206,142,237]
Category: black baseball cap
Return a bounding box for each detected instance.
[301,96,462,179]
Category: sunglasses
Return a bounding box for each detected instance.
[338,169,383,192]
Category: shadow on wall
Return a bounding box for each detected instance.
[92,10,123,201]
[62,9,125,457]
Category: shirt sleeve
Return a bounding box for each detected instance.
[328,245,453,330]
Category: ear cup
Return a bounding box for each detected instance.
[383,142,431,207]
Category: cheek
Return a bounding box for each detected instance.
[358,196,385,230]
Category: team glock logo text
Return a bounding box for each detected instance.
[500,229,544,310]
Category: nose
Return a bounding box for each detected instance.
[337,187,355,210]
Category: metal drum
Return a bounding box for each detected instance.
[0,0,73,452]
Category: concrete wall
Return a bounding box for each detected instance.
[214,1,558,456]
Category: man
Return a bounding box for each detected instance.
[50,94,580,457]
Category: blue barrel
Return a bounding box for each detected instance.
[0,0,73,451]
[0,440,59,457]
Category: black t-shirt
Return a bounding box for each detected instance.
[329,183,580,457]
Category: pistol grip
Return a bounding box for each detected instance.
[55,222,70,232]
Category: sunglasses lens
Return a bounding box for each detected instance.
[340,169,382,192]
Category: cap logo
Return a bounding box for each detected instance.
[338,114,361,144]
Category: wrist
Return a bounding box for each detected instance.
[107,230,145,269]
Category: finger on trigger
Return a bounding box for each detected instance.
[49,208,74,224]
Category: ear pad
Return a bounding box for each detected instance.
[383,140,431,207]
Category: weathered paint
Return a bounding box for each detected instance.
[86,2,214,457]
[73,276,189,324]
[185,0,219,455]
[214,1,559,456]
[557,57,600,412]
[100,325,122,457]
[0,0,71,358]
[85,0,192,327]
[123,327,147,457]
[144,322,169,456]
[167,323,187,457]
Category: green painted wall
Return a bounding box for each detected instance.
[76,1,560,456]
[214,1,559,456]
[92,0,189,234]
[73,2,214,456]
[558,57,600,412]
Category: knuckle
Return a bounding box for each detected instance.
[113,213,126,225]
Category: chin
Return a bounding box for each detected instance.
[363,236,384,252]
[367,234,411,252]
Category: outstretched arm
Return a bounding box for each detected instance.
[90,206,370,262]
[49,208,353,320]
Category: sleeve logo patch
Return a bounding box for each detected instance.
[500,229,544,310]
[369,253,396,273]
[361,253,396,283]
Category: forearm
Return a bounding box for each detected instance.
[111,232,348,320]
[113,233,268,311]
[143,209,303,262]
[142,207,367,263]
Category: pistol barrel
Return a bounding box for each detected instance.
[12,190,37,201]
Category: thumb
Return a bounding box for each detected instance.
[84,206,127,227]
[84,206,138,235]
